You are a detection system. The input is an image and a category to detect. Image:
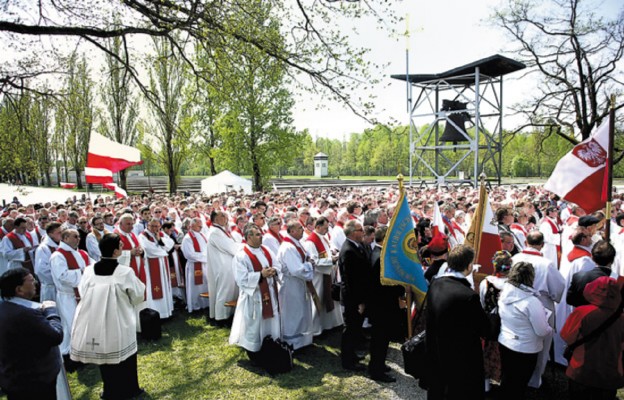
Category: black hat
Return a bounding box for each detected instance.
[578,215,600,227]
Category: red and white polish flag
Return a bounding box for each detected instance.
[85,167,113,184]
[87,132,142,172]
[431,201,445,237]
[103,183,128,199]
[85,132,142,185]
[474,193,501,275]
[544,116,610,214]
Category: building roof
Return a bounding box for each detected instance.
[391,54,525,86]
[314,152,328,159]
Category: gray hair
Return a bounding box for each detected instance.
[243,223,261,240]
[343,220,360,237]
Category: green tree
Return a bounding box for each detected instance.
[1,0,399,131]
[61,53,94,189]
[214,3,299,191]
[98,34,140,190]
[144,36,193,194]
[493,0,623,150]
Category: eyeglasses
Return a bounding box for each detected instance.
[154,211,162,214]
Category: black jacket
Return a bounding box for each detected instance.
[0,301,63,392]
[567,266,612,307]
[368,245,406,339]
[424,275,490,399]
[339,238,372,306]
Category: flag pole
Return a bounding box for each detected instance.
[606,94,616,243]
[397,173,414,339]
[473,173,486,263]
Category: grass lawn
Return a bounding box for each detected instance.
[2,308,624,399]
[62,311,417,400]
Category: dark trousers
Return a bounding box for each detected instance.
[4,379,56,400]
[500,344,538,400]
[368,313,390,375]
[569,379,617,400]
[341,302,364,366]
[99,353,142,400]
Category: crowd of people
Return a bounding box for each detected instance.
[0,183,623,399]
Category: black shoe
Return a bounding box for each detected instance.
[383,365,391,373]
[370,372,396,383]
[353,353,365,362]
[343,362,366,372]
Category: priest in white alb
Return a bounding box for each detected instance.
[51,229,92,358]
[207,210,241,323]
[181,217,210,313]
[138,219,174,319]
[277,221,316,350]
[303,216,343,335]
[34,221,62,302]
[229,224,281,360]
[0,217,35,273]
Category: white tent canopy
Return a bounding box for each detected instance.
[200,170,253,196]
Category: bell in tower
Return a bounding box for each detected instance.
[439,100,469,144]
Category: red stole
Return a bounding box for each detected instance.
[521,249,543,257]
[336,221,344,229]
[567,216,579,226]
[6,232,34,274]
[283,236,321,313]
[189,231,207,285]
[116,230,147,289]
[232,226,243,237]
[510,223,527,236]
[442,217,457,239]
[243,245,277,319]
[141,231,167,299]
[542,218,562,264]
[34,228,42,243]
[266,228,283,244]
[568,246,592,263]
[543,217,562,234]
[306,231,334,312]
[56,248,88,302]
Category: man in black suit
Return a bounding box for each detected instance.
[339,219,372,371]
[423,245,490,400]
[367,226,405,382]
[567,240,616,307]
[0,267,63,400]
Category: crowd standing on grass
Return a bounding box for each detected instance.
[1,184,624,399]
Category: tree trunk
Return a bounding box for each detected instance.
[209,157,217,176]
[119,169,127,190]
[55,164,61,186]
[75,166,83,189]
[251,153,262,192]
[63,162,68,183]
[45,171,51,187]
[168,165,177,194]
